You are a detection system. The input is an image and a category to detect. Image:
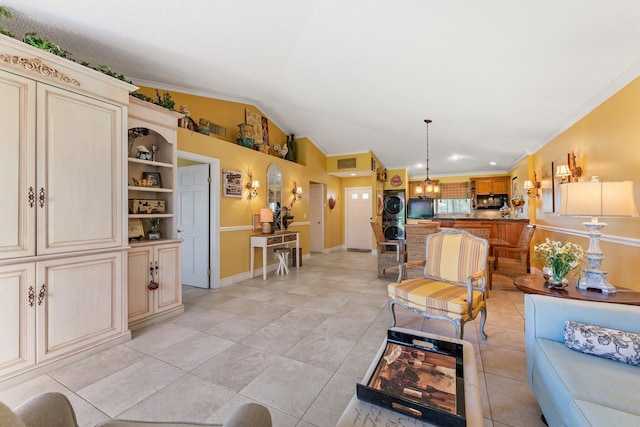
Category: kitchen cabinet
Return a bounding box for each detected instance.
[128,242,182,326]
[474,177,509,195]
[0,34,134,383]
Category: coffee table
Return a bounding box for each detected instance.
[513,274,640,306]
[336,328,482,427]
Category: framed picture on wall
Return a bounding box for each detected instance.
[222,169,243,198]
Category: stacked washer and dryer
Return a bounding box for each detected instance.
[382,190,405,240]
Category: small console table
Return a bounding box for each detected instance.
[250,231,300,280]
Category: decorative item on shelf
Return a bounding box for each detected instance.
[131,177,153,187]
[535,238,584,289]
[273,140,288,158]
[510,191,525,218]
[559,177,639,293]
[197,118,211,135]
[422,119,440,196]
[178,105,190,128]
[555,164,571,184]
[260,208,274,234]
[524,172,541,198]
[282,206,294,230]
[236,123,254,148]
[568,151,583,181]
[245,171,259,200]
[328,195,336,210]
[149,144,158,162]
[129,199,165,214]
[135,145,152,161]
[128,218,144,242]
[147,217,161,240]
[142,172,161,187]
[128,128,149,157]
[290,181,302,207]
[284,134,297,162]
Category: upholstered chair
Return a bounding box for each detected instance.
[388,228,489,340]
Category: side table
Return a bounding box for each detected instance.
[336,328,482,427]
[513,274,640,306]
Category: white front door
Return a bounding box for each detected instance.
[178,164,210,288]
[309,183,324,252]
[345,187,373,250]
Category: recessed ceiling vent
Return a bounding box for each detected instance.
[337,158,357,169]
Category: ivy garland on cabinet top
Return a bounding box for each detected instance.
[0,5,175,111]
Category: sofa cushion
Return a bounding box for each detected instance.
[571,400,640,427]
[533,338,640,424]
[564,321,640,366]
[0,401,27,427]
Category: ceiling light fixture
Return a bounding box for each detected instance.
[423,119,439,194]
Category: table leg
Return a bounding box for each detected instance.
[263,247,267,280]
[250,246,255,278]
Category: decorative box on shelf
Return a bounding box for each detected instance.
[356,329,466,426]
[129,199,166,214]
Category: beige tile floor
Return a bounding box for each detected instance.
[0,250,546,427]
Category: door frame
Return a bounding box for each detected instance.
[177,150,221,289]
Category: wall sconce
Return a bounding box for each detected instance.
[523,172,541,198]
[328,195,336,210]
[245,172,259,199]
[291,181,302,206]
[556,151,583,184]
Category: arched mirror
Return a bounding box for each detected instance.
[267,164,282,231]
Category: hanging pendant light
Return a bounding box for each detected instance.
[424,119,439,195]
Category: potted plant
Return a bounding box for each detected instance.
[148,218,162,240]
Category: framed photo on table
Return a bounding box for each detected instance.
[252,213,262,231]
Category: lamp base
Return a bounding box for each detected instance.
[261,222,272,234]
[578,269,616,293]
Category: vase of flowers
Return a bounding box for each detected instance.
[534,238,584,288]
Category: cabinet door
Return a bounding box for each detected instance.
[475,180,492,195]
[0,263,36,378]
[492,178,509,195]
[36,252,124,362]
[37,84,123,255]
[127,247,154,323]
[155,243,182,313]
[0,70,36,259]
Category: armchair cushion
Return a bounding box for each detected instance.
[564,321,640,366]
[389,278,485,319]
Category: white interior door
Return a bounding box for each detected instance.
[178,164,210,288]
[345,187,373,250]
[309,184,324,252]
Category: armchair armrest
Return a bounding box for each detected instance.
[397,260,426,282]
[493,246,528,257]
[465,270,486,312]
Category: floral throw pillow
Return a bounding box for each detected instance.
[564,321,640,366]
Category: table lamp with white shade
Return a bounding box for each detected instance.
[260,208,274,234]
[559,177,639,293]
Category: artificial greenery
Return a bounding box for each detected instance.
[1,5,177,113]
[23,31,74,60]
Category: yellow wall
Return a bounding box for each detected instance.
[527,77,640,288]
[140,86,345,280]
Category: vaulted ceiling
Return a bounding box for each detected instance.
[3,1,640,177]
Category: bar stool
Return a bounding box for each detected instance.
[274,248,290,275]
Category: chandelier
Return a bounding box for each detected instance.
[424,119,439,194]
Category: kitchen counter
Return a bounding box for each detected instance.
[434,217,530,222]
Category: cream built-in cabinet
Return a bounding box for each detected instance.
[0,34,135,382]
[127,97,183,328]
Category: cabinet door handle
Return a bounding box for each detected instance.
[28,187,35,208]
[37,284,46,305]
[148,262,158,290]
[38,187,45,208]
[28,286,35,307]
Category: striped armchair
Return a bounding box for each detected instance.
[388,228,489,340]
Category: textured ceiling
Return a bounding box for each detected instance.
[3,1,640,177]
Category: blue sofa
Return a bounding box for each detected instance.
[524,294,640,426]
